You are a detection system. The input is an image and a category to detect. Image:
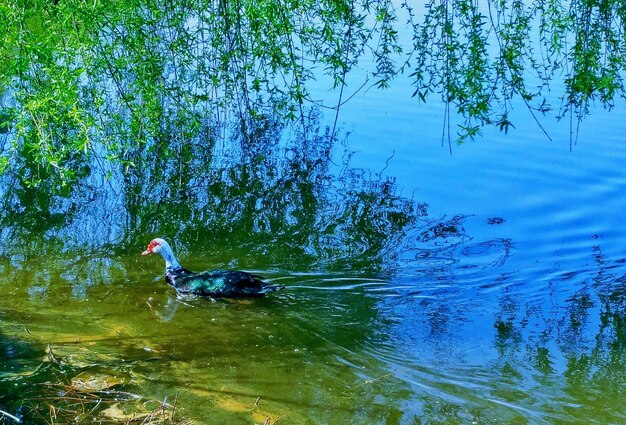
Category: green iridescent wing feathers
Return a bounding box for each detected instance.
[169,270,283,297]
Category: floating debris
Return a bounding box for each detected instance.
[0,408,21,423]
[45,344,59,364]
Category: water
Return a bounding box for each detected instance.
[320,69,626,423]
[2,20,626,425]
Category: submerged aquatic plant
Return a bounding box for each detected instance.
[0,335,192,424]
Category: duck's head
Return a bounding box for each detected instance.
[142,238,171,256]
[142,238,182,271]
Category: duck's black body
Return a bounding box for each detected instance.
[166,267,282,298]
[142,238,283,298]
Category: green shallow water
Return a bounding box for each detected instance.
[0,258,418,423]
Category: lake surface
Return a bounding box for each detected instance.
[1,14,626,425]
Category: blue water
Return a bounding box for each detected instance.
[304,42,626,422]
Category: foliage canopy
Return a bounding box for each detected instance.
[0,0,624,183]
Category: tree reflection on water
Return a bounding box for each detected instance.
[0,110,444,274]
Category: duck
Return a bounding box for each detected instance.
[141,238,283,298]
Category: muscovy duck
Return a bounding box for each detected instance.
[141,238,283,297]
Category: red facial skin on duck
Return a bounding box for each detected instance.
[142,240,160,256]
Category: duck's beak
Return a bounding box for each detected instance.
[141,249,151,256]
